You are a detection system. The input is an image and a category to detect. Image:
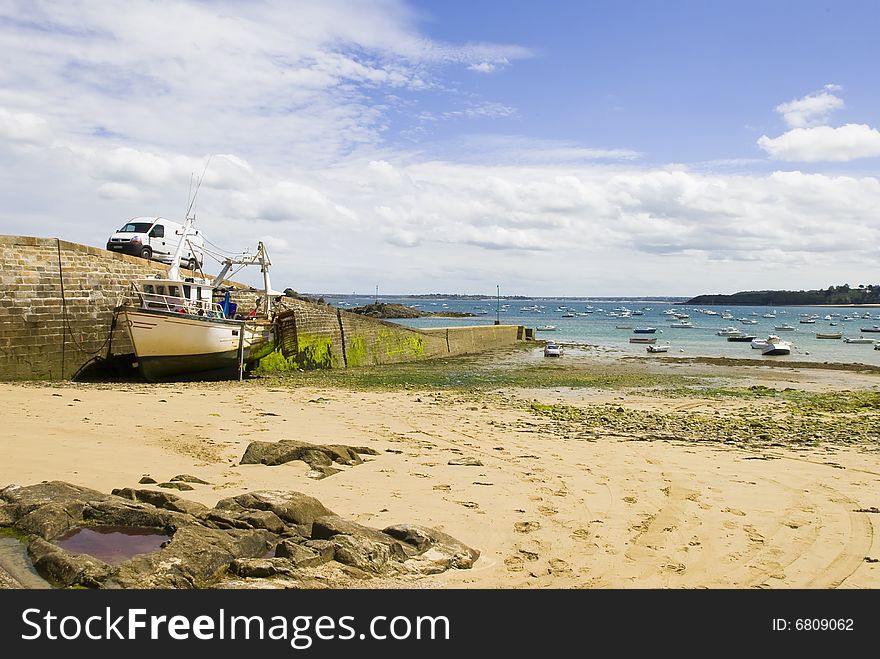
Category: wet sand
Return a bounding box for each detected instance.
[1,355,879,588]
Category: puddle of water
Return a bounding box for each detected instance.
[0,536,52,588]
[54,526,170,565]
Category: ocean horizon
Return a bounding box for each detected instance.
[317,294,880,367]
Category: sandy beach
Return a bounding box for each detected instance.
[2,349,879,589]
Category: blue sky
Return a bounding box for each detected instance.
[1,0,879,296]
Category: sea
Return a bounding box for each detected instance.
[319,295,880,367]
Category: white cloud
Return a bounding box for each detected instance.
[1,3,879,295]
[96,182,142,201]
[467,58,510,74]
[759,85,880,162]
[0,107,51,144]
[758,124,880,162]
[443,103,517,120]
[775,84,843,128]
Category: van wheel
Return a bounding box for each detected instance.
[140,247,153,260]
[186,258,197,271]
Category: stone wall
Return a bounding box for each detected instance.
[0,236,167,380]
[0,235,524,381]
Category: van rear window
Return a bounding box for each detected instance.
[119,223,153,233]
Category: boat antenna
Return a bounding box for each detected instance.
[186,172,194,215]
[185,155,212,221]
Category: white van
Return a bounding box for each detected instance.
[106,217,204,270]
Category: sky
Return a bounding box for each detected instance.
[1,0,879,297]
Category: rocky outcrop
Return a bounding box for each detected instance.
[0,565,21,589]
[0,482,479,589]
[239,440,379,479]
[349,303,476,319]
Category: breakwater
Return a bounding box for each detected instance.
[0,236,523,381]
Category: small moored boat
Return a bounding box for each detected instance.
[760,335,791,356]
[815,332,842,339]
[629,336,657,344]
[646,344,669,353]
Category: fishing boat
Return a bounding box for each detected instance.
[119,216,278,382]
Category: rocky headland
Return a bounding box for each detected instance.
[349,302,475,319]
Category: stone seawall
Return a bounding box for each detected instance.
[0,235,523,380]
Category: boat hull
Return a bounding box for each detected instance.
[138,350,242,382]
[122,307,270,382]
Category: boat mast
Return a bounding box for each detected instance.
[166,216,194,281]
[257,241,272,317]
[169,159,209,281]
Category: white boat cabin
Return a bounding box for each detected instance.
[132,276,230,319]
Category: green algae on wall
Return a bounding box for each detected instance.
[255,333,338,372]
[377,328,425,359]
[346,335,368,367]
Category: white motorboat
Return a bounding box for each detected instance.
[774,324,795,331]
[716,327,743,336]
[760,335,791,355]
[669,321,694,328]
[751,337,768,350]
[646,344,669,353]
[536,325,558,331]
[843,337,875,344]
